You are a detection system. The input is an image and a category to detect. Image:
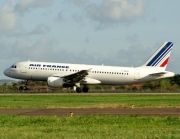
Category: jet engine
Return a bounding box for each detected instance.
[47,76,73,88]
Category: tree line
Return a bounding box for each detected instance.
[1,74,180,92]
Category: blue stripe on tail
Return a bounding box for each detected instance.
[151,44,172,66]
[153,46,172,66]
[146,42,173,66]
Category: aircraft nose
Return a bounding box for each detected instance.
[4,68,10,76]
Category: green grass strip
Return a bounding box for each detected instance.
[0,115,180,139]
[0,94,180,108]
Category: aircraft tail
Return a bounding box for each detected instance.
[142,42,173,70]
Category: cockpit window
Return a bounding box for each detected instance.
[11,65,17,68]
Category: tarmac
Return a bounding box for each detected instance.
[0,107,180,116]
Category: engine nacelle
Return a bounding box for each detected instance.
[47,76,73,88]
[47,77,65,87]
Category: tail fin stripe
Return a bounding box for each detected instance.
[148,42,172,66]
[160,57,169,67]
[155,54,169,66]
[154,47,172,66]
[153,47,172,66]
[146,42,173,66]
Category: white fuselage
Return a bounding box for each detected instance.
[4,61,175,85]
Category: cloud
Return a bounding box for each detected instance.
[69,0,147,27]
[87,0,147,23]
[0,37,59,62]
[29,24,51,35]
[0,0,53,37]
[0,2,21,36]
[124,34,140,44]
[14,0,53,15]
[116,44,148,66]
[68,0,87,6]
[0,41,15,59]
[57,11,63,21]
[12,37,58,60]
[4,37,96,64]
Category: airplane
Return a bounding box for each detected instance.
[4,42,175,93]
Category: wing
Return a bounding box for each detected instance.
[62,69,91,83]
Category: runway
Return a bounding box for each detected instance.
[0,108,180,116]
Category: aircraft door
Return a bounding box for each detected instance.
[21,63,27,73]
[134,69,140,80]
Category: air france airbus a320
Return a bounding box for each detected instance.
[4,42,175,93]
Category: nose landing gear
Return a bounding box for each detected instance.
[19,80,28,91]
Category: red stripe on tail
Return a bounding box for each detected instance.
[160,57,169,67]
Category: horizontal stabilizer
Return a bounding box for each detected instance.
[149,72,167,76]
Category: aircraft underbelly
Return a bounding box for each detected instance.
[93,75,133,85]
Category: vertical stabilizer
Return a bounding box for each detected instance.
[142,42,173,70]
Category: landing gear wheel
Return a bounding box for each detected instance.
[23,86,28,90]
[19,86,24,90]
[19,80,29,91]
[19,86,28,91]
[82,87,89,93]
[76,87,82,93]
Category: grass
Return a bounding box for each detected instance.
[0,115,180,139]
[0,94,180,108]
[0,94,180,138]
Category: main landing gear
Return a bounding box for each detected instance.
[19,80,28,91]
[75,85,89,93]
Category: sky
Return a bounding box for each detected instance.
[0,0,180,79]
